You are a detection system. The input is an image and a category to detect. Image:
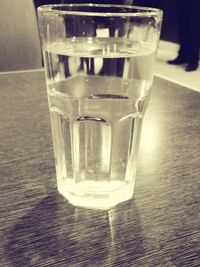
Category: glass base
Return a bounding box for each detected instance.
[58,179,135,210]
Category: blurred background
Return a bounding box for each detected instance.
[0,0,199,91]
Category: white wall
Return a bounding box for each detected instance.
[0,0,42,71]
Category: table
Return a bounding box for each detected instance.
[0,70,200,267]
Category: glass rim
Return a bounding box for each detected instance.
[37,3,163,17]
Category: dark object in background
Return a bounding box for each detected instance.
[167,0,200,71]
[34,0,59,9]
[34,0,134,8]
[135,0,200,72]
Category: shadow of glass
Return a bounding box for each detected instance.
[5,194,144,266]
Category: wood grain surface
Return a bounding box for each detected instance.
[0,70,200,267]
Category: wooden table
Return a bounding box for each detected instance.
[0,70,200,267]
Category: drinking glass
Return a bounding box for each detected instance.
[38,4,162,209]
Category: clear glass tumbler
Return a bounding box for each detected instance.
[38,4,163,210]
